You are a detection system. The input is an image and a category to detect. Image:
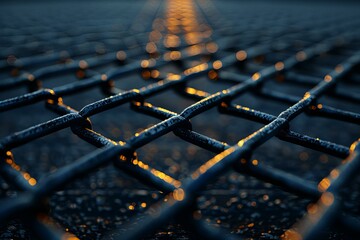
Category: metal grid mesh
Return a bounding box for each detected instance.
[1,0,360,239]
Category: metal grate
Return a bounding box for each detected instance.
[1,0,360,239]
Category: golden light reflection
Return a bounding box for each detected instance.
[29,178,37,186]
[191,147,236,179]
[307,203,318,214]
[213,60,223,70]
[349,140,359,152]
[281,230,303,240]
[324,74,333,82]
[318,177,331,192]
[275,62,284,71]
[206,42,218,53]
[141,70,151,79]
[252,72,261,81]
[303,92,311,99]
[236,50,247,61]
[320,192,334,206]
[164,51,182,61]
[65,236,80,240]
[208,70,218,80]
[185,87,209,97]
[146,42,158,54]
[151,70,160,78]
[5,151,37,186]
[335,64,344,73]
[167,73,181,81]
[131,158,181,188]
[141,59,156,68]
[184,63,208,75]
[164,34,181,48]
[186,44,202,56]
[173,188,185,201]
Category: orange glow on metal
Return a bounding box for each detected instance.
[252,72,261,81]
[208,69,218,80]
[186,45,202,56]
[101,74,107,81]
[236,50,247,61]
[221,102,228,108]
[142,70,151,79]
[23,173,30,180]
[281,229,302,240]
[167,73,181,81]
[320,192,334,206]
[318,177,331,192]
[185,87,208,97]
[146,42,157,54]
[65,236,80,240]
[335,64,344,73]
[213,60,223,70]
[5,152,37,186]
[141,60,150,68]
[184,63,208,75]
[164,34,180,48]
[141,59,156,68]
[303,92,311,99]
[206,42,218,53]
[349,140,359,152]
[238,140,245,147]
[169,51,181,60]
[252,159,258,166]
[173,188,185,201]
[151,70,160,78]
[324,75,332,82]
[307,203,318,214]
[191,147,236,179]
[275,62,284,71]
[140,165,182,188]
[28,178,37,186]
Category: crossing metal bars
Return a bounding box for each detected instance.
[0,0,360,239]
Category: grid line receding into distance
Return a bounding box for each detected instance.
[0,0,360,239]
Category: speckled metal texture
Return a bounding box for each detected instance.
[0,1,360,239]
